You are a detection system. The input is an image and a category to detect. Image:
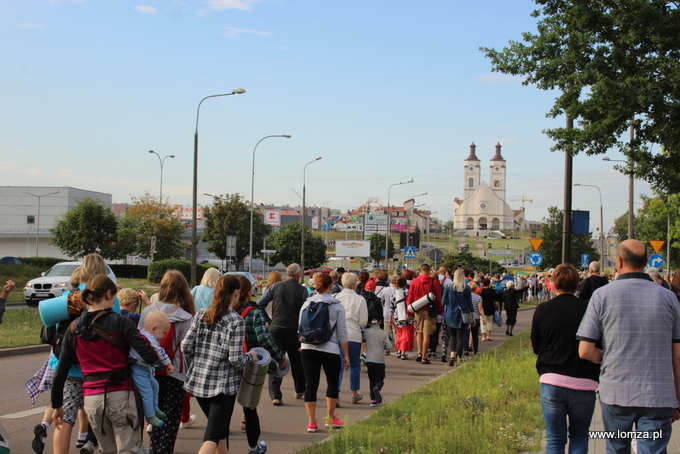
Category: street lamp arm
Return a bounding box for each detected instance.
[195,90,246,135]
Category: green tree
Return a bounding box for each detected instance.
[538,206,599,268]
[266,222,326,269]
[202,194,272,269]
[440,251,506,275]
[635,193,680,269]
[117,192,186,260]
[368,233,395,264]
[50,198,123,259]
[482,0,680,194]
[611,212,632,242]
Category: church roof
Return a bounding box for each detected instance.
[491,142,505,161]
[466,142,479,161]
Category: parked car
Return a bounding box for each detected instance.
[24,261,117,308]
[0,256,24,265]
[223,271,258,296]
[303,266,333,276]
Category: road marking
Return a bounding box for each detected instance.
[1,406,46,419]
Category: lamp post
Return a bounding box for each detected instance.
[249,135,291,274]
[301,157,322,279]
[385,179,414,271]
[603,156,634,240]
[191,88,245,287]
[148,150,175,202]
[22,191,60,257]
[573,183,604,267]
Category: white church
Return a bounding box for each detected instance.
[453,142,526,236]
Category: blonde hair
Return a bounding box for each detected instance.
[118,288,139,309]
[200,268,221,288]
[80,253,107,283]
[341,272,358,289]
[70,266,83,289]
[453,268,466,292]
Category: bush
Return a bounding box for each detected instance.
[0,264,44,288]
[147,259,217,284]
[18,257,64,271]
[109,264,148,279]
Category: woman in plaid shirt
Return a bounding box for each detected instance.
[181,275,258,454]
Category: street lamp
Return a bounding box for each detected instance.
[301,157,322,279]
[22,191,60,257]
[148,150,175,202]
[385,179,414,271]
[603,156,634,240]
[573,183,604,267]
[191,88,245,287]
[249,135,291,274]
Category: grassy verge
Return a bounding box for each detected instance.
[0,307,43,348]
[294,331,542,454]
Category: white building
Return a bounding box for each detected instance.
[453,143,526,236]
[0,186,112,258]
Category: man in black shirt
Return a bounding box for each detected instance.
[577,261,609,301]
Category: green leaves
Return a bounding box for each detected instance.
[266,222,326,269]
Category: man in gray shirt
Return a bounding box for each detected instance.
[577,239,680,453]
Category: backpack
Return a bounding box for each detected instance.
[154,322,179,376]
[494,281,504,294]
[364,291,384,324]
[239,305,256,352]
[40,320,73,359]
[298,301,335,345]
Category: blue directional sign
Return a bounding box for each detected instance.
[581,254,589,269]
[403,246,417,258]
[528,252,544,267]
[648,253,665,269]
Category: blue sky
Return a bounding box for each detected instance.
[1,0,650,234]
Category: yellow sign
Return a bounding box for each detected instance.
[650,240,665,253]
[529,238,544,252]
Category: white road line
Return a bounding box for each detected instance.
[1,406,46,419]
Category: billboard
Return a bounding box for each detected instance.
[335,240,371,257]
[328,215,363,230]
[264,210,281,226]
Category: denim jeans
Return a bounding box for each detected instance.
[599,401,673,454]
[338,341,362,392]
[540,383,596,454]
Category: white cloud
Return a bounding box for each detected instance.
[220,26,271,38]
[206,0,259,11]
[473,73,525,84]
[17,23,43,29]
[135,6,158,14]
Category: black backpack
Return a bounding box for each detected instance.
[298,301,335,345]
[364,291,384,324]
[40,319,72,359]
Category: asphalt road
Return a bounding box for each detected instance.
[0,307,536,453]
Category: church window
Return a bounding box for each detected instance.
[468,177,474,188]
[493,178,501,187]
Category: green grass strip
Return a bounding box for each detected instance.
[295,331,542,454]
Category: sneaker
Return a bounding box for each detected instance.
[372,386,382,405]
[32,423,47,454]
[272,399,283,406]
[370,400,378,407]
[76,438,87,449]
[79,441,95,454]
[400,354,409,360]
[325,415,343,429]
[441,354,447,362]
[307,420,319,433]
[350,394,363,404]
[179,414,196,429]
[448,358,455,367]
[294,393,304,399]
[248,440,267,454]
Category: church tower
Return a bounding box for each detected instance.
[489,142,506,201]
[463,142,481,199]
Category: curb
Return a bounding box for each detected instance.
[0,345,51,358]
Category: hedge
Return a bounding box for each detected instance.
[147,259,217,284]
[18,257,64,270]
[109,264,148,279]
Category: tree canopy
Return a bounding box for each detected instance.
[50,198,122,260]
[266,222,326,269]
[368,233,395,264]
[634,192,680,269]
[482,0,680,193]
[117,192,186,261]
[539,206,599,268]
[202,193,272,270]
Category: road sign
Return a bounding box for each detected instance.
[488,250,513,256]
[581,254,589,268]
[528,252,543,267]
[650,240,665,253]
[429,248,445,262]
[261,249,276,254]
[648,253,665,269]
[404,246,417,258]
[529,238,544,251]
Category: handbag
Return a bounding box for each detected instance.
[493,311,502,327]
[460,309,473,325]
